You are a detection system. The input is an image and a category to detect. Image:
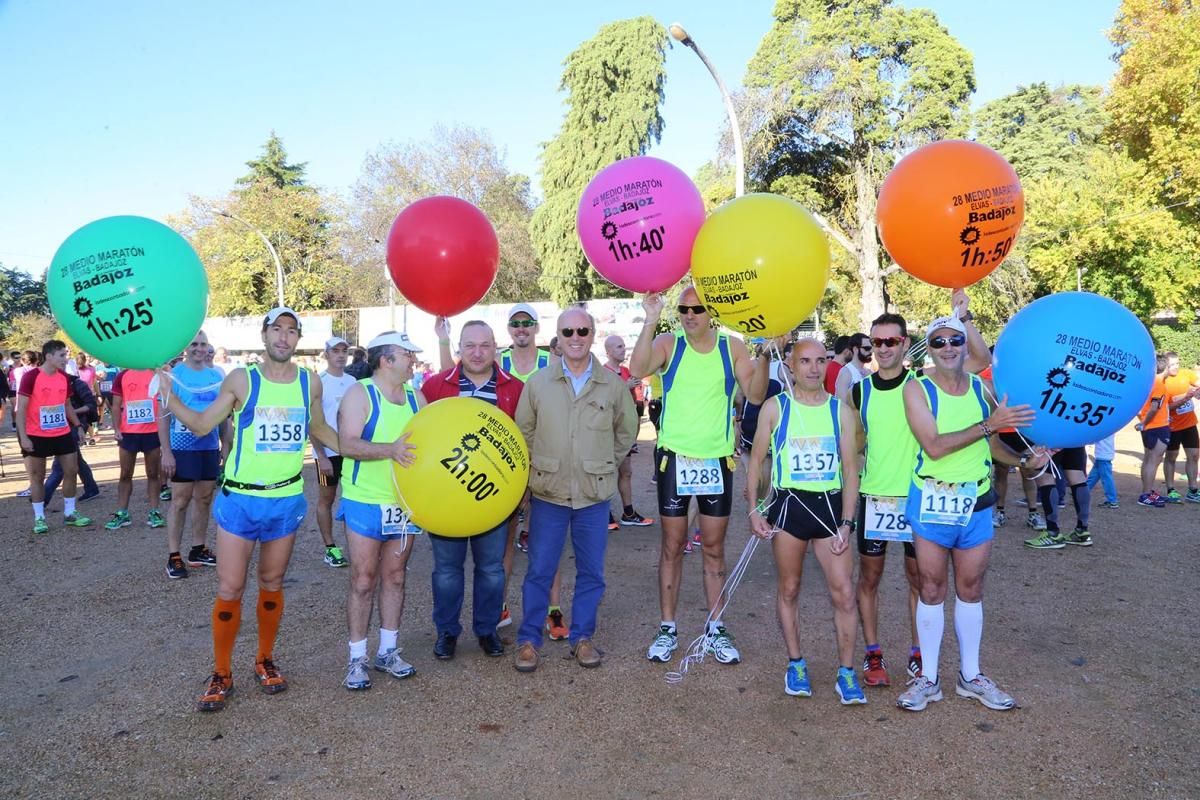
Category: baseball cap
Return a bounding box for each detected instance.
[367,331,423,353]
[262,307,301,331]
[324,336,349,350]
[507,303,539,322]
[926,315,967,339]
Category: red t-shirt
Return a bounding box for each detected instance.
[823,361,844,396]
[603,363,642,402]
[112,368,160,434]
[19,368,71,438]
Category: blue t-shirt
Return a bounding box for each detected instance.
[169,363,225,451]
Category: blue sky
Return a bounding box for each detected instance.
[0,0,1120,276]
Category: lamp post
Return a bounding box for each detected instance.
[212,209,285,307]
[669,22,745,198]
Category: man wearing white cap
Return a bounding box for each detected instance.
[313,336,355,569]
[499,303,550,382]
[338,331,422,690]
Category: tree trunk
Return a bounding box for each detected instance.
[854,160,885,333]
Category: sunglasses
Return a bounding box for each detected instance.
[677,305,707,316]
[928,334,967,349]
[560,327,591,338]
[509,319,537,328]
[871,337,904,348]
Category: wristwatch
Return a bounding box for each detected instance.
[1019,455,1029,467]
[838,518,857,531]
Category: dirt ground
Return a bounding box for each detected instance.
[0,418,1195,800]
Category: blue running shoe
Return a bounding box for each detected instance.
[785,659,811,697]
[836,667,867,705]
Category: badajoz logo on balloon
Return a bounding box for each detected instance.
[1038,333,1142,430]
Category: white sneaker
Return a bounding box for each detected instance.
[955,673,1015,710]
[896,676,943,711]
[343,656,372,690]
[705,626,741,665]
[646,626,678,662]
[1026,512,1046,531]
[374,648,415,680]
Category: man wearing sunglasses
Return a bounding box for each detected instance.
[631,288,767,667]
[897,314,1048,713]
[499,304,550,381]
[513,308,638,672]
[833,333,873,401]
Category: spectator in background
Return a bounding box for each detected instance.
[345,347,369,379]
[824,336,851,395]
[1087,433,1119,509]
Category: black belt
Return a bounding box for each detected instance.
[916,475,988,487]
[221,472,302,492]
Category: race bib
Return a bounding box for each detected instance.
[125,399,155,425]
[381,505,422,537]
[786,435,839,483]
[39,404,68,432]
[918,479,978,526]
[864,495,912,542]
[253,407,306,453]
[1179,399,1195,415]
[99,380,113,393]
[171,416,191,435]
[675,455,724,496]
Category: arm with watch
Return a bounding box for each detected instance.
[832,397,862,555]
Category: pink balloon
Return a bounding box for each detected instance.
[576,156,705,293]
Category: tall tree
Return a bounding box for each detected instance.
[530,17,668,305]
[1107,0,1200,212]
[743,0,975,331]
[347,125,542,305]
[974,83,1107,180]
[238,132,310,189]
[0,265,49,338]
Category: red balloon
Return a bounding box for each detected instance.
[385,196,500,316]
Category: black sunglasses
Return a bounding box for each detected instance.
[928,334,966,349]
[677,305,707,316]
[871,337,904,348]
[560,327,591,338]
[509,319,537,328]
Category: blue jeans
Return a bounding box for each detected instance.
[429,521,508,638]
[44,429,98,502]
[1086,459,1117,504]
[518,497,609,648]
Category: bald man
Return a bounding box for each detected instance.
[603,335,653,529]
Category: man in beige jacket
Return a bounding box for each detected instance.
[513,307,638,672]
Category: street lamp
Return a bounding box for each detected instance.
[211,208,285,307]
[669,22,745,198]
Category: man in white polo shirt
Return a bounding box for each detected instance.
[314,336,356,568]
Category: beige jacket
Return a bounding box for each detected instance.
[515,355,638,509]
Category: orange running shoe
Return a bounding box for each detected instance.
[545,608,569,641]
[862,649,890,687]
[255,658,288,694]
[197,673,233,712]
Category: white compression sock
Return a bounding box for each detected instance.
[915,601,945,684]
[954,598,983,681]
[378,628,398,655]
[32,502,45,519]
[349,639,368,660]
[64,497,76,516]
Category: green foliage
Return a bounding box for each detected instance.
[0,265,49,339]
[2,313,58,353]
[1149,323,1200,368]
[974,83,1107,180]
[530,17,668,305]
[238,132,310,190]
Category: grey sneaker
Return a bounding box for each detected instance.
[705,626,741,665]
[897,676,943,711]
[1026,512,1046,531]
[374,648,415,680]
[956,673,1016,710]
[646,626,678,663]
[343,656,372,690]
[992,509,1006,527]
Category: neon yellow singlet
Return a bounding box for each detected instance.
[499,348,549,383]
[658,332,736,459]
[770,393,842,493]
[341,379,419,504]
[226,366,310,498]
[911,374,993,492]
[858,371,920,497]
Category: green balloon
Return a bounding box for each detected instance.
[47,216,209,369]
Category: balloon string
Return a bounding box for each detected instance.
[389,463,415,557]
[977,380,1060,481]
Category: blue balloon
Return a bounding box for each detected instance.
[993,293,1154,449]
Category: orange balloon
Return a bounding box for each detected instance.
[876,140,1024,289]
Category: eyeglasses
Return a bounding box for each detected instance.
[871,337,904,348]
[509,319,537,328]
[677,305,707,316]
[560,327,591,338]
[928,334,967,349]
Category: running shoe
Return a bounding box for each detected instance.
[374,648,415,679]
[254,658,288,694]
[705,626,741,664]
[159,484,172,502]
[166,554,188,579]
[497,605,512,628]
[620,511,654,527]
[1024,532,1066,549]
[607,514,619,532]
[896,676,942,711]
[517,530,529,553]
[1098,500,1120,509]
[323,545,349,568]
[197,673,233,712]
[836,668,868,705]
[1026,512,1046,530]
[16,488,31,498]
[907,650,923,679]
[1165,488,1183,504]
[992,508,1006,527]
[32,517,49,535]
[1064,527,1093,547]
[646,626,677,663]
[862,649,890,687]
[78,489,101,503]
[187,547,217,567]
[147,509,165,528]
[785,659,811,697]
[104,510,131,530]
[683,537,696,554]
[1187,490,1200,504]
[344,655,372,690]
[545,608,569,641]
[63,513,91,528]
[1138,491,1167,508]
[955,672,1015,710]
[1014,497,1028,507]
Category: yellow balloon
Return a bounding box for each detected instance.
[690,193,831,337]
[393,397,529,537]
